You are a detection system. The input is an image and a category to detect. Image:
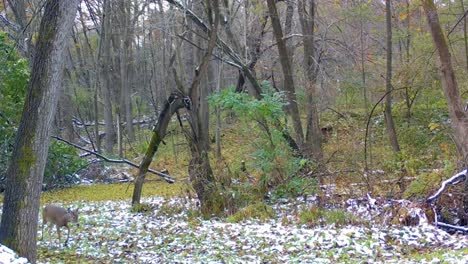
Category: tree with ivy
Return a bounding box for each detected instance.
[0,1,78,262]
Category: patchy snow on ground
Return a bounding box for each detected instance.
[0,244,29,264]
[37,196,467,263]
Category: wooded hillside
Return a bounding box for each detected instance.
[0,0,467,263]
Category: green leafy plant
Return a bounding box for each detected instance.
[298,206,358,227]
[43,141,88,190]
[131,202,154,213]
[403,170,444,199]
[210,84,307,198]
[0,32,29,181]
[226,201,275,223]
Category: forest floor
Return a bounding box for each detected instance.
[33,195,467,263]
[3,107,467,263]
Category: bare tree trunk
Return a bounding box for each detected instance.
[134,0,222,217]
[94,83,101,152]
[359,1,368,115]
[0,1,78,262]
[461,0,468,72]
[404,0,412,120]
[423,0,468,161]
[119,0,134,142]
[78,5,101,152]
[201,61,214,151]
[423,0,468,220]
[298,0,323,162]
[60,90,75,142]
[117,112,123,157]
[215,58,224,159]
[266,0,304,148]
[100,0,115,154]
[109,8,124,158]
[385,0,401,153]
[187,0,222,217]
[5,0,33,58]
[284,1,294,57]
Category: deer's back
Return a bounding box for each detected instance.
[43,205,68,225]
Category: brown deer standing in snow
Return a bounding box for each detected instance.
[41,205,79,245]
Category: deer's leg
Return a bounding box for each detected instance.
[41,218,46,241]
[65,226,70,245]
[41,208,48,241]
[48,223,53,246]
[57,225,61,246]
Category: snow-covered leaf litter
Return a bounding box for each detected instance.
[38,197,467,263]
[0,244,28,264]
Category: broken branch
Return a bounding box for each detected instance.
[51,136,175,183]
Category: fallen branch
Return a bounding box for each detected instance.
[51,136,175,183]
[426,169,467,203]
[435,222,468,233]
[72,117,155,127]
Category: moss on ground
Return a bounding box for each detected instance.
[40,181,188,204]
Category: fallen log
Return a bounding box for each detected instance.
[72,117,156,127]
[426,169,467,203]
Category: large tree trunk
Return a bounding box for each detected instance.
[100,0,116,154]
[193,0,210,151]
[422,0,468,162]
[422,0,468,220]
[298,0,323,162]
[188,0,221,216]
[384,0,401,153]
[266,0,304,148]
[119,0,134,142]
[0,1,78,262]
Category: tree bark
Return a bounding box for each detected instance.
[384,0,401,153]
[423,0,468,221]
[100,0,116,154]
[133,1,222,216]
[118,0,135,142]
[461,0,468,72]
[0,1,78,262]
[266,0,304,148]
[132,92,187,205]
[215,58,224,159]
[187,0,222,217]
[5,0,33,58]
[423,0,468,162]
[298,0,323,162]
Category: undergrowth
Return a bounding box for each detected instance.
[227,202,275,223]
[297,205,362,227]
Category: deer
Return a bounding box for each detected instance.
[41,205,79,246]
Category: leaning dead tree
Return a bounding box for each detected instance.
[133,0,223,217]
[131,92,189,204]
